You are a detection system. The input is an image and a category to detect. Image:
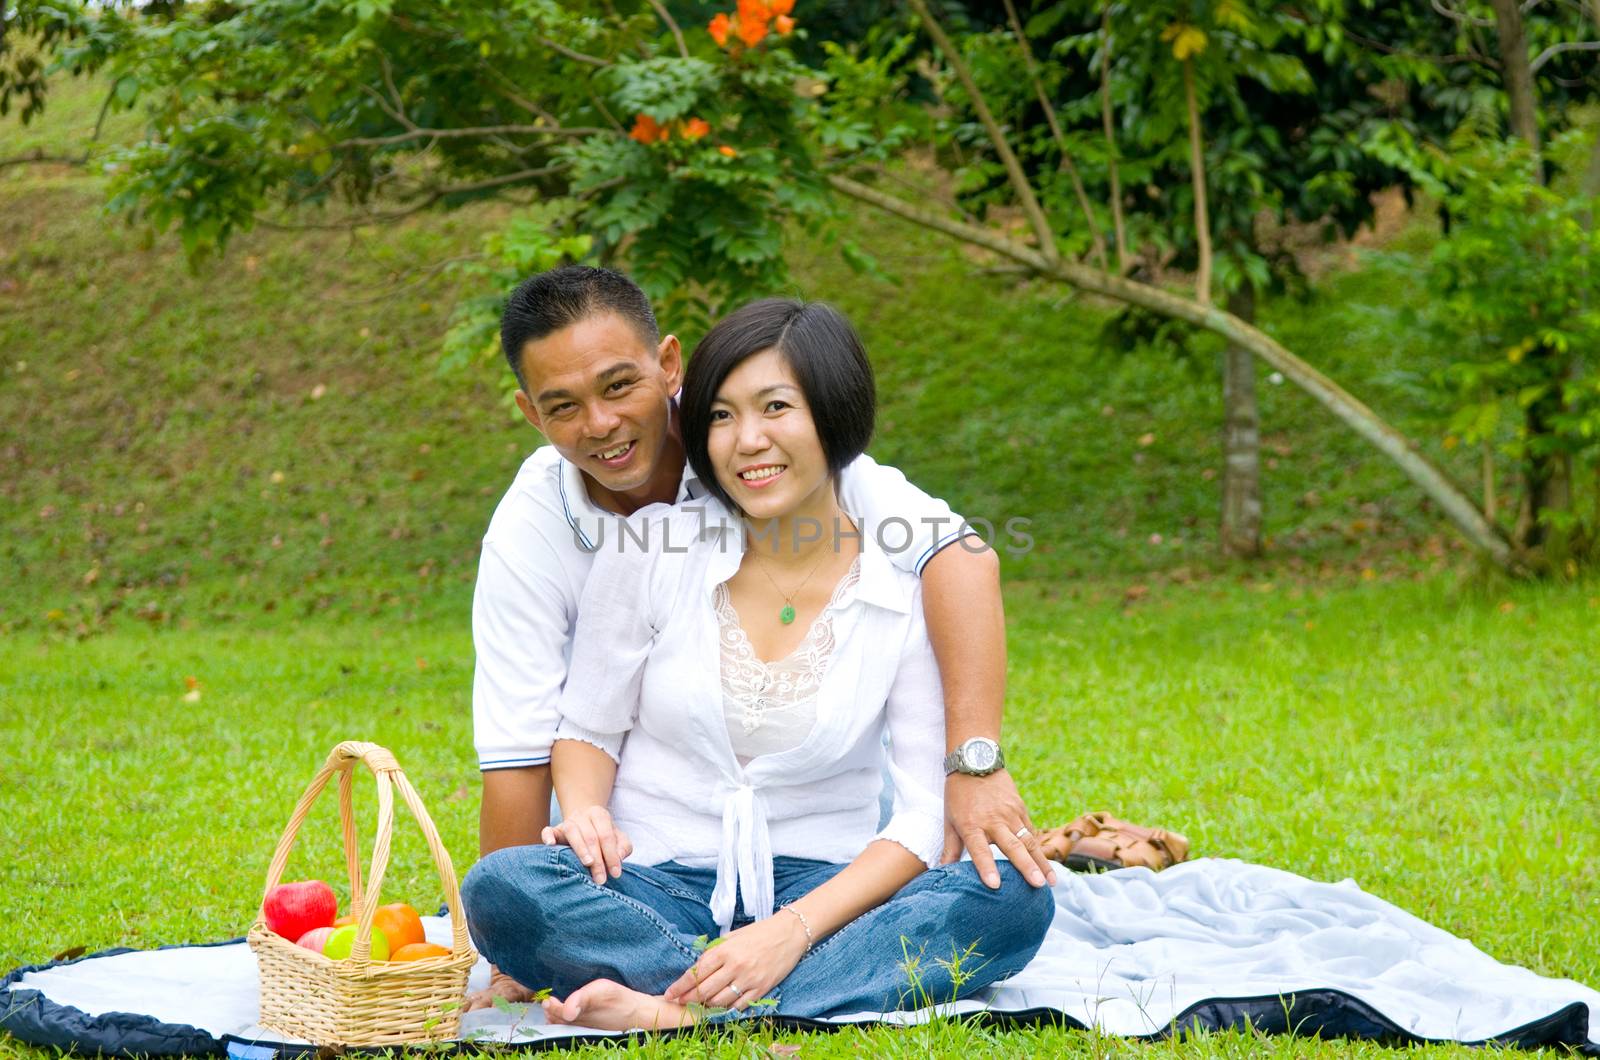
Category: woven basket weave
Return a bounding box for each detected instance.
[247,741,476,1046]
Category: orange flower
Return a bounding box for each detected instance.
[768,0,793,14]
[629,113,666,144]
[682,117,711,140]
[707,12,730,47]
[774,13,794,34]
[736,13,768,46]
[718,144,738,157]
[737,0,772,22]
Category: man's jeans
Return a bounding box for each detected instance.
[463,845,1054,1019]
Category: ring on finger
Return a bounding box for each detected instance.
[726,983,743,998]
[1015,826,1032,840]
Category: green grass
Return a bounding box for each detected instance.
[5,75,1599,1057]
[2,578,1597,1057]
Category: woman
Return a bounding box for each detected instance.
[462,299,1053,1030]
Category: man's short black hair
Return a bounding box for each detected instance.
[681,298,875,511]
[500,265,660,391]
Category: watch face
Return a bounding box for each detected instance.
[965,740,996,771]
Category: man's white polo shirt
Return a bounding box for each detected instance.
[472,445,975,772]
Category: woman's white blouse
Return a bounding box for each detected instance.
[554,501,947,933]
[715,558,859,761]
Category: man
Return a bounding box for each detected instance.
[467,266,1053,1008]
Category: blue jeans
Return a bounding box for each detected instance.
[462,845,1054,1019]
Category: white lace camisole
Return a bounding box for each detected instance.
[714,556,861,763]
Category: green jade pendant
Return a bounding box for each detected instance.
[780,604,797,625]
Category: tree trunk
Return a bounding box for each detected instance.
[1517,377,1574,553]
[1000,0,1108,271]
[1181,57,1212,306]
[1490,0,1574,554]
[1100,3,1129,274]
[1489,0,1542,154]
[1220,285,1263,557]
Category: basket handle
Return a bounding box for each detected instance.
[257,741,472,963]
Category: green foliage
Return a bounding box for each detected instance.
[439,200,595,377]
[1421,117,1600,548]
[11,1,835,343]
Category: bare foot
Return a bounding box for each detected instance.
[541,978,695,1032]
[462,967,535,1013]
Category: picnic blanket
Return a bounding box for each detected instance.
[5,858,1598,1055]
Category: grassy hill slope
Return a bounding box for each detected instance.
[2,77,1485,637]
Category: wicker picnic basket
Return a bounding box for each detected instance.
[247,741,476,1046]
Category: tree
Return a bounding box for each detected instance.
[7,0,1558,570]
[938,1,1600,560]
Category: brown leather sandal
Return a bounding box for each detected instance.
[1039,811,1191,873]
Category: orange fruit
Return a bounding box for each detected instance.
[333,914,356,928]
[371,903,426,951]
[390,942,451,962]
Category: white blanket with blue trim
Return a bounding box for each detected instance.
[6,859,1598,1052]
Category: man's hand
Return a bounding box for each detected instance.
[942,770,1057,889]
[462,966,536,1013]
[662,913,809,1013]
[541,804,633,885]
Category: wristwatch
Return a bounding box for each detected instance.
[943,737,1005,777]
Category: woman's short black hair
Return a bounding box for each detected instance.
[681,298,876,511]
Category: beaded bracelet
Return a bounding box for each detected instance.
[781,904,814,951]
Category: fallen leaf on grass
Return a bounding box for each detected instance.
[51,946,87,962]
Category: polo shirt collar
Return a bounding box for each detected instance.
[556,452,705,553]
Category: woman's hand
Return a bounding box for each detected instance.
[542,805,632,884]
[663,910,809,1012]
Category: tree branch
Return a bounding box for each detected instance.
[826,171,1520,571]
[1181,56,1213,306]
[540,36,610,67]
[335,122,605,148]
[261,165,566,230]
[1100,3,1130,275]
[1342,28,1491,65]
[0,149,88,170]
[1432,0,1496,26]
[828,172,1050,269]
[905,0,1059,263]
[1530,39,1600,71]
[645,0,690,60]
[1000,0,1106,270]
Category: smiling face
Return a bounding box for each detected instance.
[513,312,684,509]
[706,348,833,522]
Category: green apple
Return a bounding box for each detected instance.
[322,924,390,961]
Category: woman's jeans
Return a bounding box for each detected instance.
[462,845,1055,1019]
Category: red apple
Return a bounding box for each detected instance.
[295,926,335,953]
[262,880,337,941]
